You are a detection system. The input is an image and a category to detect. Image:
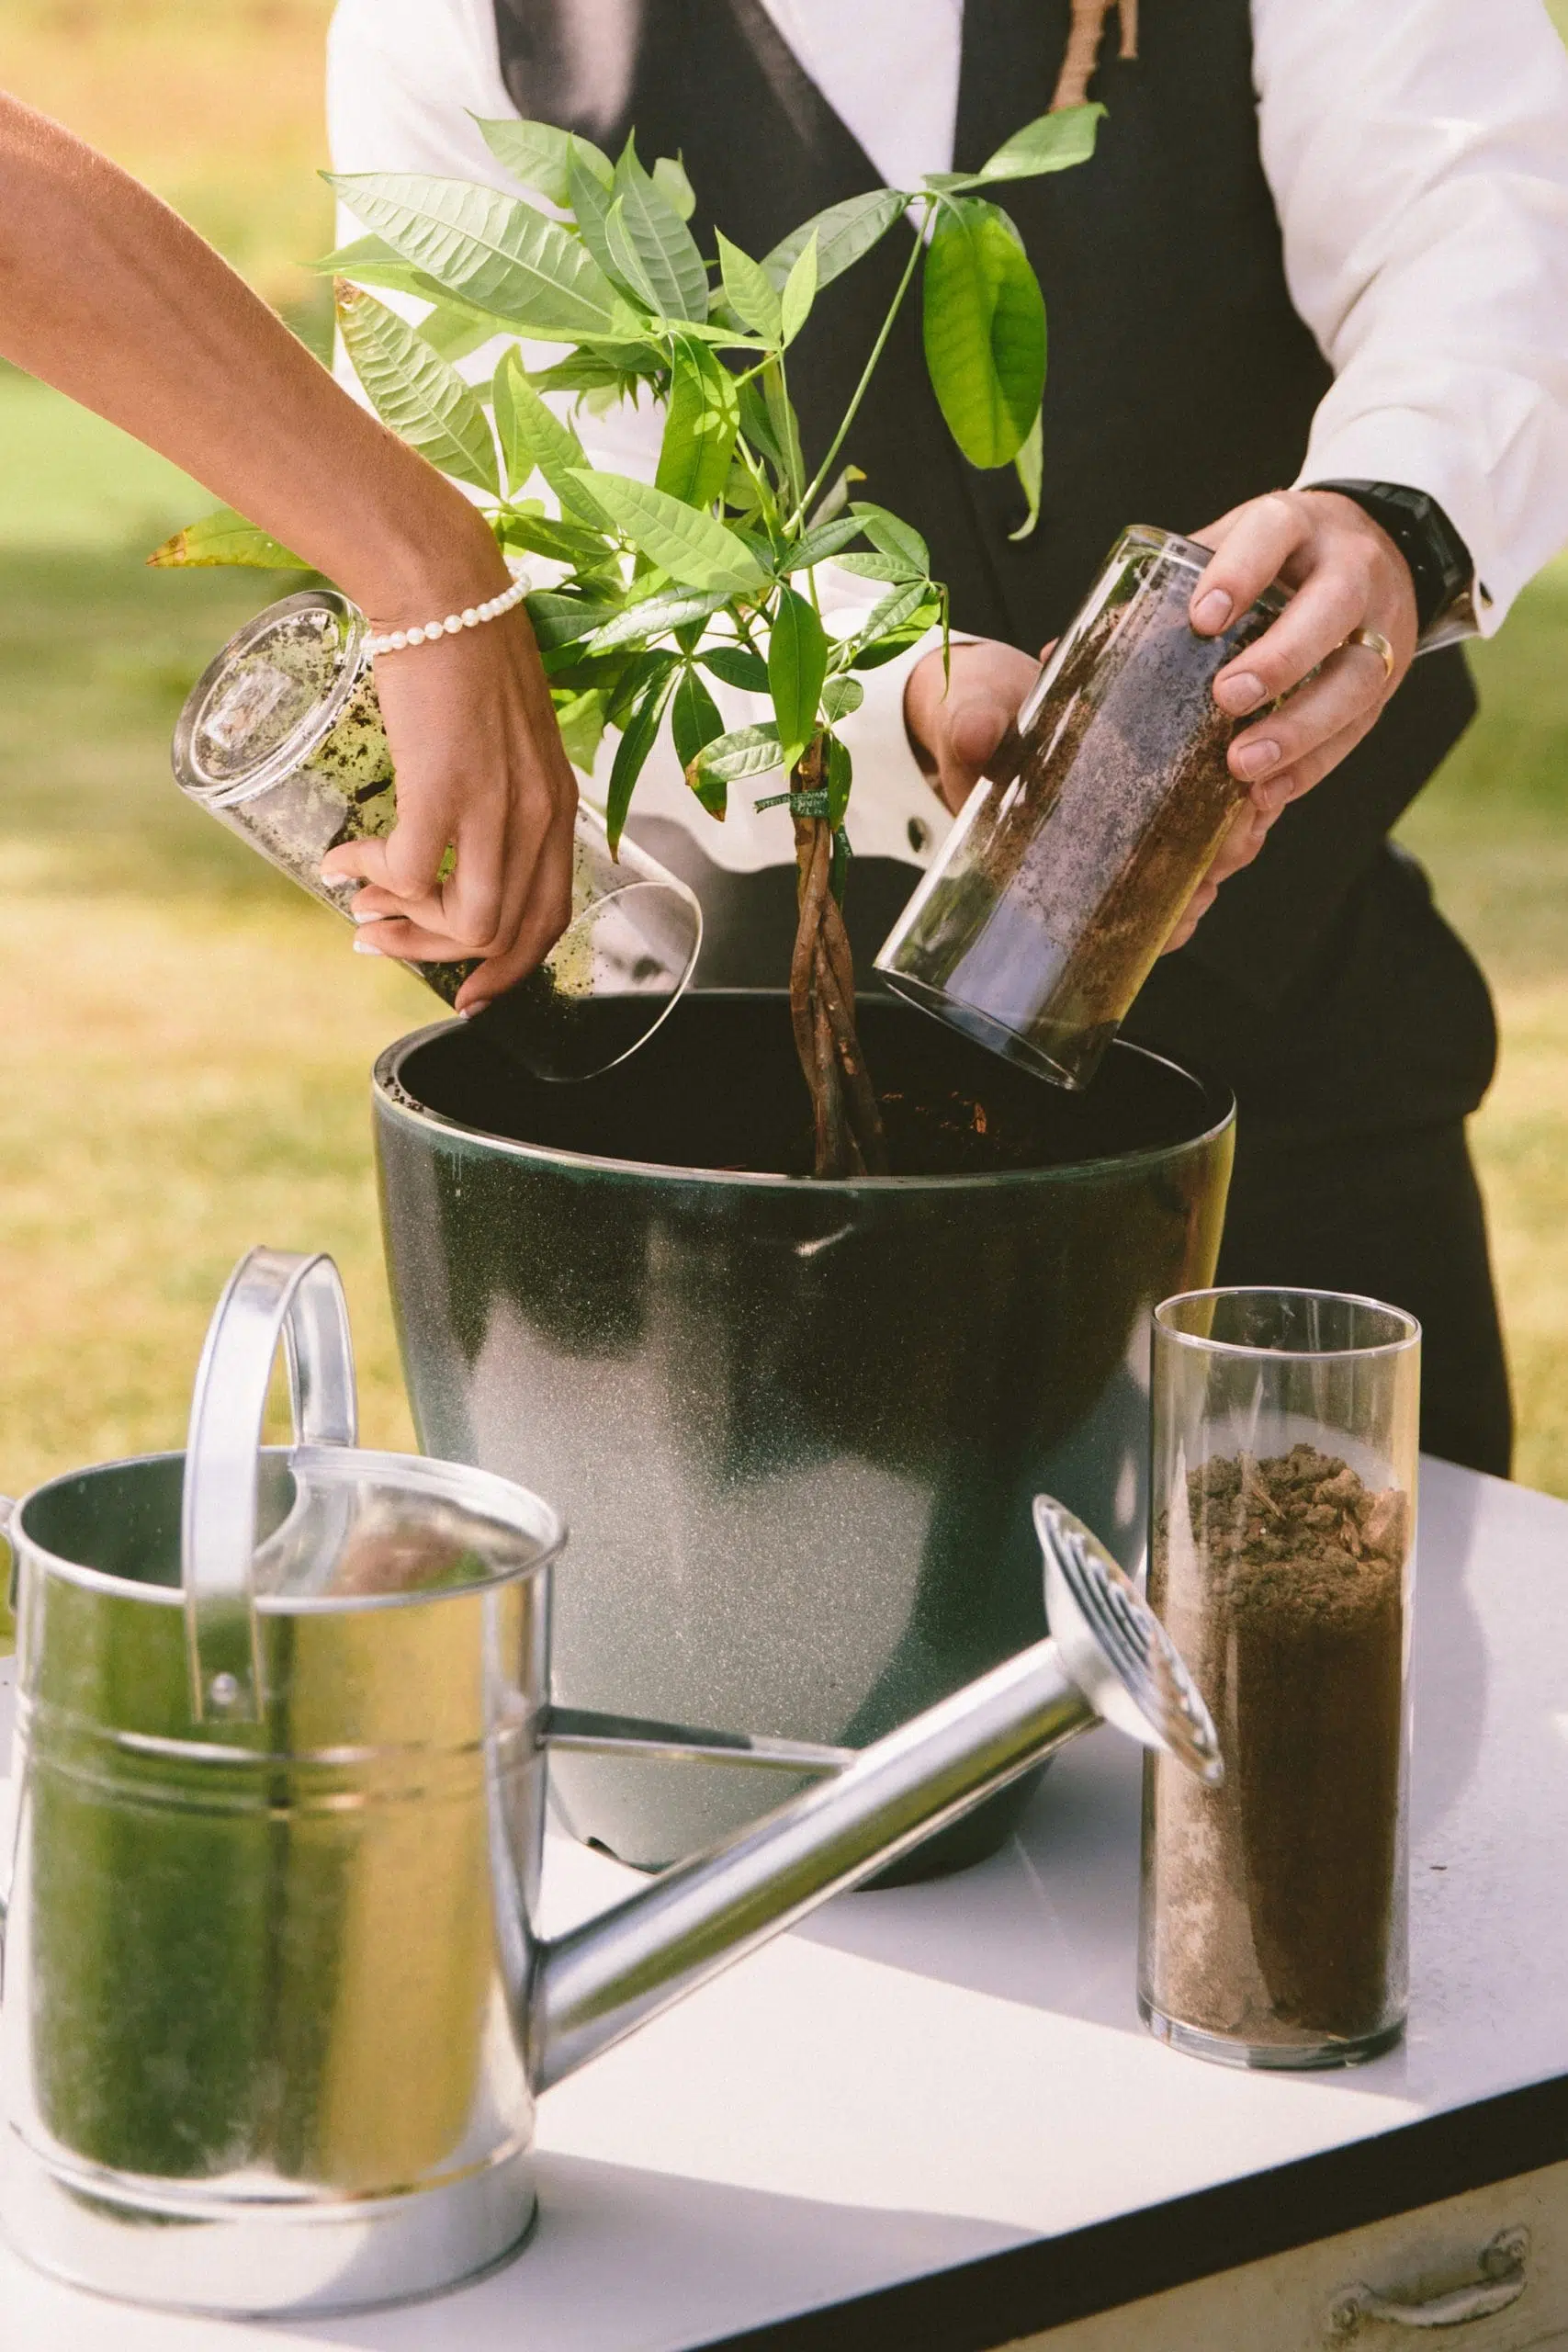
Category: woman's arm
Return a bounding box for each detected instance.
[0,92,576,1003]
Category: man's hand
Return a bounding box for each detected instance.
[903,488,1418,955]
[903,638,1044,813]
[1169,487,1418,947]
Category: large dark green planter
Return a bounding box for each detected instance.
[374,992,1233,1874]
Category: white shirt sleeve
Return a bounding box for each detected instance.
[1255,0,1568,631]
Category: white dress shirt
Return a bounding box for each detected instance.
[326,0,1568,869]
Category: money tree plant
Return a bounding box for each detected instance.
[156,106,1100,1176]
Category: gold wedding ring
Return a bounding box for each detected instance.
[1346,626,1395,683]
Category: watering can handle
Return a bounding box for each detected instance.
[182,1248,357,1725]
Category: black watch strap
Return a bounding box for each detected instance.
[1304,479,1477,639]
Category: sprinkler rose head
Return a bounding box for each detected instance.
[1035,1494,1223,1784]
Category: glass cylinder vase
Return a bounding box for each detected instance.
[172,590,702,1083]
[876,526,1287,1091]
[1140,1287,1420,2070]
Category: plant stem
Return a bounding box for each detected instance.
[791,198,931,531]
[790,762,889,1179]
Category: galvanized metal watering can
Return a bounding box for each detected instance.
[0,1250,1219,2319]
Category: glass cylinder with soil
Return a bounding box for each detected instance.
[1139,1287,1419,2069]
[877,526,1288,1091]
[171,591,703,1082]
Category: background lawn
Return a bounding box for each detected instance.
[1,0,1565,1521]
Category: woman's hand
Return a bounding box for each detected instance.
[0,96,580,1011]
[1170,488,1418,948]
[319,596,579,1012]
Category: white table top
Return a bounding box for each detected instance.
[2,1455,1565,2349]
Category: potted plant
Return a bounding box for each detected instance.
[160,114,1236,1875]
[160,105,1109,1171]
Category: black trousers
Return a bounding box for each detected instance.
[1126,843,1513,1477]
[1213,1122,1511,1476]
[633,822,1514,1479]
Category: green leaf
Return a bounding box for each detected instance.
[655,335,740,508]
[582,586,730,654]
[921,196,1046,469]
[474,114,611,205]
[700,643,770,692]
[849,592,942,669]
[310,235,502,322]
[552,684,609,773]
[1010,406,1044,542]
[783,514,868,572]
[565,141,625,288]
[496,505,615,566]
[417,300,499,364]
[822,677,864,722]
[671,667,726,770]
[768,584,829,769]
[525,592,625,651]
[716,230,783,343]
[147,507,307,571]
[572,470,766,591]
[652,153,697,220]
[736,376,785,475]
[327,172,637,338]
[761,358,804,504]
[692,722,784,784]
[604,645,672,725]
[779,232,818,346]
[527,344,664,398]
[603,197,661,313]
[834,550,919,582]
[851,501,930,574]
[978,104,1104,185]
[610,142,709,322]
[492,348,606,522]
[606,653,681,852]
[335,282,499,493]
[863,580,940,639]
[825,733,853,829]
[763,188,909,291]
[806,463,867,529]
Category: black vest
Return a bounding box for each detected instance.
[494,0,1483,1094]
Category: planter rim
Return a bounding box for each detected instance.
[372,1006,1236,1194]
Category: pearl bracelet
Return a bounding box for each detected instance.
[365,575,527,656]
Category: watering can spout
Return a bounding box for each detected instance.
[529,1500,1221,2095]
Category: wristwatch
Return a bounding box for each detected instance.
[1304,479,1486,648]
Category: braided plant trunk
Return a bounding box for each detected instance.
[789,744,888,1179]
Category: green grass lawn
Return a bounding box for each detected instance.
[1,372,1565,1528]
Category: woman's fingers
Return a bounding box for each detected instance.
[323,607,579,982]
[456,790,575,1010]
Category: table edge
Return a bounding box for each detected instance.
[691,2071,1568,2352]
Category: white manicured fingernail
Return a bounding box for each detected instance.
[352,935,383,956]
[350,904,381,925]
